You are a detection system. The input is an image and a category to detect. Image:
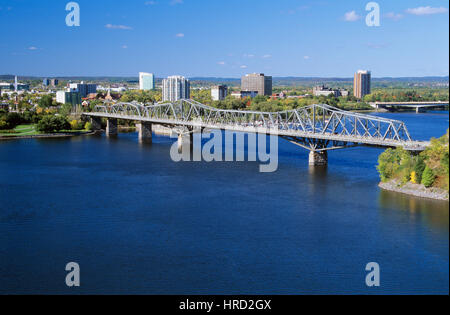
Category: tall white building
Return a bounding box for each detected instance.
[139,72,155,90]
[162,76,190,102]
[211,85,228,101]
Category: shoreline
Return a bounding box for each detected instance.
[379,180,449,202]
[0,130,98,141]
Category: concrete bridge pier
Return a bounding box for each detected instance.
[309,151,328,166]
[106,118,118,137]
[177,132,194,154]
[137,122,153,143]
[91,117,102,131]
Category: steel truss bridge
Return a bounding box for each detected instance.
[83,99,428,153]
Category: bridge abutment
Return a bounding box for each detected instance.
[106,118,118,137]
[137,122,153,143]
[309,151,328,166]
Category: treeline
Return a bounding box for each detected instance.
[0,106,92,134]
[377,130,449,191]
[364,88,449,103]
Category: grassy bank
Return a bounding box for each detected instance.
[0,124,40,137]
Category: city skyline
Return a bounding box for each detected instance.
[0,0,449,77]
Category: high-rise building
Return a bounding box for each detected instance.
[211,85,228,101]
[69,82,97,98]
[354,70,371,99]
[43,78,50,86]
[162,76,190,102]
[56,90,81,105]
[241,73,272,96]
[51,79,59,87]
[139,72,155,90]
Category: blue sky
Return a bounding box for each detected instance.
[0,0,448,77]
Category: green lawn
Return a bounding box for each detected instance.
[0,124,40,136]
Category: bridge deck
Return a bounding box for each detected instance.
[84,112,428,151]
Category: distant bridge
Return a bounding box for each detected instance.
[82,100,428,166]
[371,101,449,113]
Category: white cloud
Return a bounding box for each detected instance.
[145,1,157,5]
[244,54,255,58]
[105,24,133,30]
[240,65,248,69]
[384,12,403,21]
[175,33,185,37]
[28,46,38,51]
[344,11,361,22]
[170,0,183,5]
[122,45,128,49]
[406,6,448,16]
[303,56,310,60]
[262,54,272,59]
[217,61,226,65]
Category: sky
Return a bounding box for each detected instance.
[0,0,449,78]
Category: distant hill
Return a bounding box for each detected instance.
[1,74,448,87]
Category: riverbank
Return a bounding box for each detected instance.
[0,130,97,141]
[379,180,449,201]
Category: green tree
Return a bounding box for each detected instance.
[413,155,427,184]
[421,166,435,188]
[38,95,54,108]
[37,115,70,133]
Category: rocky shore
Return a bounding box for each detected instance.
[379,180,449,201]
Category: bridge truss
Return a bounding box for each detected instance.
[86,99,426,151]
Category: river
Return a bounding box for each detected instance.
[0,111,448,294]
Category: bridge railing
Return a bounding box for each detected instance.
[92,99,413,143]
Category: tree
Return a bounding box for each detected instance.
[421,166,435,188]
[37,115,70,133]
[377,148,402,182]
[413,155,426,184]
[38,95,54,108]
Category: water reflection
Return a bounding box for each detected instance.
[379,189,449,232]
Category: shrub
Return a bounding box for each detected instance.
[410,171,418,184]
[421,166,435,188]
[70,120,85,130]
[84,122,93,131]
[0,119,10,130]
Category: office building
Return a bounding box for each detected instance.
[354,70,371,99]
[56,90,81,106]
[162,76,190,102]
[43,78,50,86]
[69,82,97,98]
[313,85,349,97]
[241,73,272,96]
[211,85,228,101]
[139,72,155,90]
[51,79,59,87]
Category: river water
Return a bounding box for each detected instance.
[0,111,448,294]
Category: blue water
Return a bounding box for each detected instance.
[0,111,448,294]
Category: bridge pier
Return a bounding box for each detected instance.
[177,133,194,154]
[309,151,328,166]
[137,122,153,143]
[416,107,425,114]
[106,118,118,137]
[91,117,102,131]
